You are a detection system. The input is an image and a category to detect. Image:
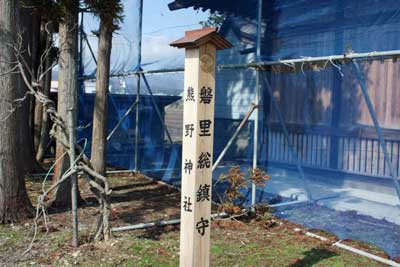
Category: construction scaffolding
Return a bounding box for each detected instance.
[76,0,400,260]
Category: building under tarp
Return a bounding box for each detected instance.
[78,0,400,259]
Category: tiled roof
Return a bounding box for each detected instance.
[168,0,258,18]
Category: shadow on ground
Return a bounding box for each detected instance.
[288,247,338,267]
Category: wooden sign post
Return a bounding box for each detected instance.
[170,28,232,267]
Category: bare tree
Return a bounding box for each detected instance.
[0,0,33,223]
[33,21,50,155]
[1,0,113,242]
[23,1,42,156]
[29,1,58,163]
[18,1,43,174]
[52,0,83,208]
[90,20,112,175]
[87,0,123,175]
[4,28,113,244]
[35,22,55,162]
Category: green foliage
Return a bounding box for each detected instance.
[200,11,226,28]
[23,1,124,32]
[84,0,124,31]
[23,0,81,33]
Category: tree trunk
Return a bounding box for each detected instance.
[36,22,54,162]
[91,20,112,176]
[31,10,41,149]
[52,1,82,208]
[34,21,48,153]
[18,2,42,175]
[0,0,33,223]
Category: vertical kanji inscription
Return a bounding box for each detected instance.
[170,27,232,267]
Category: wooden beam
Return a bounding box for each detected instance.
[171,28,232,267]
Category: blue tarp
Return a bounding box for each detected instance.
[78,0,400,259]
[78,93,180,170]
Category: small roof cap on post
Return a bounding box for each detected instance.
[170,27,233,50]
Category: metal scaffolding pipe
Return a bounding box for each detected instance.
[112,212,228,232]
[263,74,313,201]
[134,0,144,172]
[268,194,340,209]
[333,242,400,267]
[305,232,400,267]
[79,49,400,80]
[137,0,143,68]
[111,199,386,253]
[31,169,137,177]
[269,200,308,208]
[107,100,138,141]
[82,30,97,65]
[220,49,400,70]
[112,218,181,232]
[79,13,84,76]
[252,81,259,208]
[251,0,264,209]
[212,104,257,172]
[141,74,173,144]
[135,75,141,172]
[79,67,185,80]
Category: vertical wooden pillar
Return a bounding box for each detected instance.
[170,28,232,267]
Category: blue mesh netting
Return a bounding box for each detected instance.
[77,0,400,259]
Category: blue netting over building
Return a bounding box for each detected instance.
[78,0,400,259]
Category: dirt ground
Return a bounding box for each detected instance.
[0,173,394,266]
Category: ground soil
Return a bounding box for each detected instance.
[0,173,394,266]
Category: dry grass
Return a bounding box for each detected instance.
[0,173,391,267]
